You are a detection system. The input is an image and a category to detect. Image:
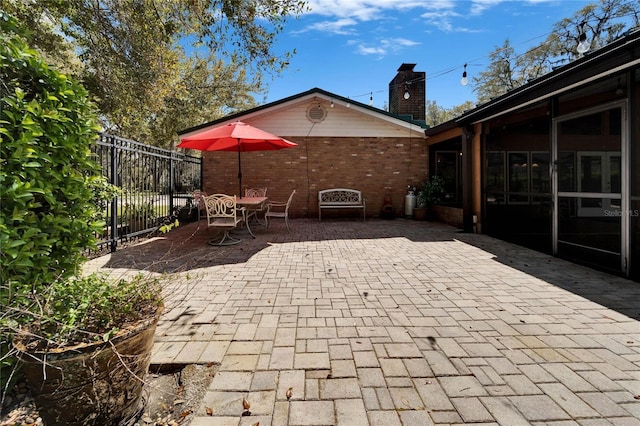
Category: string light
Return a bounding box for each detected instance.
[369,92,373,106]
[341,14,633,99]
[577,21,590,54]
[460,64,468,86]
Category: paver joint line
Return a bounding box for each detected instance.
[85,219,640,425]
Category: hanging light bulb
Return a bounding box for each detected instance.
[369,92,373,106]
[330,99,334,108]
[403,84,410,100]
[577,22,590,54]
[460,64,468,86]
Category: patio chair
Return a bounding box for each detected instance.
[192,190,208,221]
[264,190,296,231]
[244,187,268,223]
[204,194,247,246]
[245,187,267,197]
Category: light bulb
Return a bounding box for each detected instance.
[577,33,589,54]
[460,71,468,86]
[403,90,410,100]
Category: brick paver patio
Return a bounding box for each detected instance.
[85,218,640,425]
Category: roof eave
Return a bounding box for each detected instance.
[177,88,429,137]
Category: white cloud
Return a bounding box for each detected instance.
[303,0,552,25]
[305,0,456,22]
[294,18,359,35]
[299,0,550,39]
[354,37,422,56]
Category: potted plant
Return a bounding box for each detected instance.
[415,176,446,220]
[1,14,163,425]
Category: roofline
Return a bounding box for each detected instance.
[424,118,458,137]
[456,28,640,125]
[177,87,429,136]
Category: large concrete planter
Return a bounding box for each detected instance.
[14,311,160,426]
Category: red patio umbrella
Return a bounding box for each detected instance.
[177,121,297,196]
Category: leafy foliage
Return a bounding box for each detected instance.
[0,11,102,292]
[426,100,477,127]
[18,273,162,350]
[2,0,309,147]
[417,176,446,208]
[1,13,162,394]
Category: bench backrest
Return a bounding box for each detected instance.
[319,189,362,204]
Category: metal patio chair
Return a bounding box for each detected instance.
[204,194,247,246]
[264,190,296,231]
[192,190,208,221]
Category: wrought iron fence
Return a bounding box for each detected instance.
[93,134,202,252]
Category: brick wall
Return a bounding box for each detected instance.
[202,136,429,219]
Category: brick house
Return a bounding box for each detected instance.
[178,67,430,220]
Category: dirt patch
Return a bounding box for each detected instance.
[1,363,217,426]
[140,363,218,425]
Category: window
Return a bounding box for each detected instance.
[435,151,460,203]
[508,152,529,203]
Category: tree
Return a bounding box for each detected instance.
[2,0,308,147]
[473,0,639,103]
[425,100,477,127]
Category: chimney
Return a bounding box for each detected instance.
[388,63,425,122]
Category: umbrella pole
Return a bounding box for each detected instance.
[237,142,242,196]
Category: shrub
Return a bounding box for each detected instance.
[0,11,103,389]
[18,273,162,351]
[0,11,102,292]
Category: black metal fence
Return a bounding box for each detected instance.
[93,133,202,252]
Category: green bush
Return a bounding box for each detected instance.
[20,273,162,350]
[0,12,102,291]
[0,11,103,388]
[417,176,446,208]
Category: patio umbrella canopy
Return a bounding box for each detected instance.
[177,121,297,195]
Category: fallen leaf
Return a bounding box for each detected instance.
[243,396,251,410]
[206,406,214,416]
[174,399,185,405]
[286,387,293,400]
[181,409,193,418]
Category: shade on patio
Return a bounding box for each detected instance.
[177,121,297,195]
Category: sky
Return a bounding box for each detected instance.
[258,0,598,110]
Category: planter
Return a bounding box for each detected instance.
[178,205,196,223]
[413,207,427,221]
[14,312,161,426]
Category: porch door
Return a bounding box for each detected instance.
[553,101,628,274]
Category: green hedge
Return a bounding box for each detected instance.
[0,11,102,294]
[1,11,103,388]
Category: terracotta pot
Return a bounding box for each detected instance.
[413,207,427,221]
[14,312,160,426]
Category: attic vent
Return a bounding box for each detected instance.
[306,104,327,123]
